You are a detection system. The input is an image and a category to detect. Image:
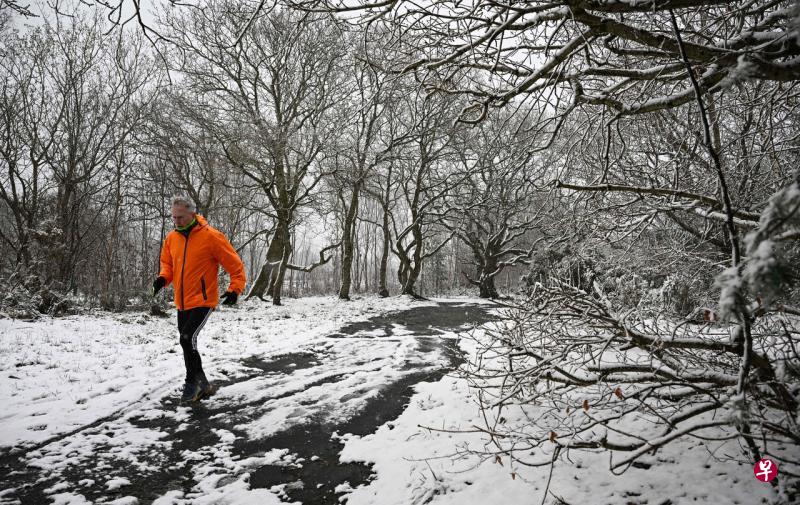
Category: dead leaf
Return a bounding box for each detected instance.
[511,472,516,480]
[549,431,557,442]
[495,455,503,466]
[614,387,625,400]
[582,399,589,411]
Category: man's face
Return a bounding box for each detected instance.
[171,204,194,229]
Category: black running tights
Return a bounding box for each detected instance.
[177,307,213,384]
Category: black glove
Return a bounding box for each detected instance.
[152,276,166,296]
[220,291,238,306]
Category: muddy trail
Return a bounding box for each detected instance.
[0,301,496,505]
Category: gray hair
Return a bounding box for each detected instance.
[170,194,196,213]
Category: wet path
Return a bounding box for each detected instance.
[0,301,496,504]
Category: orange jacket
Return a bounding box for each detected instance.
[158,215,246,310]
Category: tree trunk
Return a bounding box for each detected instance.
[101,168,123,309]
[478,276,499,299]
[397,259,409,293]
[338,182,361,300]
[400,216,424,297]
[377,201,390,297]
[401,259,422,296]
[362,219,370,293]
[270,220,292,305]
[478,251,501,298]
[246,226,285,301]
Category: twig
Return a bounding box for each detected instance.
[539,446,560,505]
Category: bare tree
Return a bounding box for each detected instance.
[448,111,550,298]
[162,2,346,304]
[331,46,417,300]
[281,1,800,496]
[332,53,389,300]
[43,15,153,290]
[0,24,52,269]
[461,60,799,501]
[389,87,464,297]
[1,12,153,292]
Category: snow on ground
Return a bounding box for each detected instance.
[0,295,434,450]
[337,311,783,505]
[338,376,778,505]
[0,295,787,504]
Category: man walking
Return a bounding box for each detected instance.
[152,195,246,403]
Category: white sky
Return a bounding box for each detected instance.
[10,0,160,32]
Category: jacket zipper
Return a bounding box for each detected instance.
[180,232,191,310]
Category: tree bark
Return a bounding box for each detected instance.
[246,225,286,301]
[338,181,361,300]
